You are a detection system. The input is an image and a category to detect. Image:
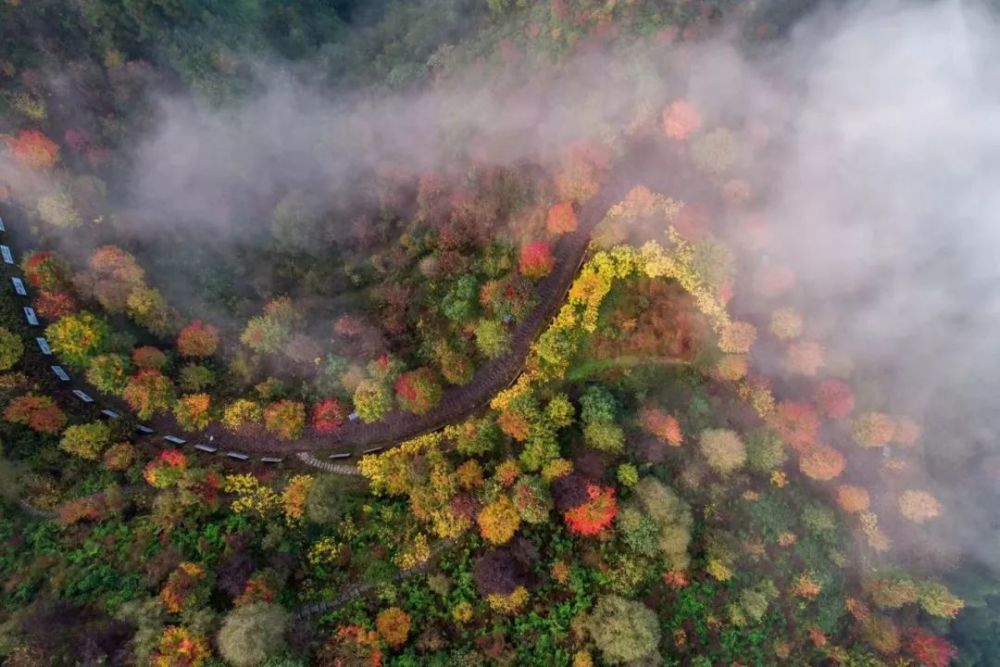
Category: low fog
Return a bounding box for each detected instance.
[118,0,1000,568]
[10,0,1000,565]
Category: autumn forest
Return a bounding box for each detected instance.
[0,0,998,666]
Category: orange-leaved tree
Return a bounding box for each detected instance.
[177,321,219,358]
[546,201,578,235]
[4,394,66,434]
[6,129,59,168]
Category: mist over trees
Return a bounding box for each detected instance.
[1,0,999,665]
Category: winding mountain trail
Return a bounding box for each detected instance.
[5,139,704,465]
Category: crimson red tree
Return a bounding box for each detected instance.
[312,398,348,434]
[519,241,554,279]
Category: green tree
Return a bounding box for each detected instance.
[580,385,618,424]
[441,275,479,322]
[353,379,392,423]
[583,421,625,453]
[217,603,289,667]
[45,311,111,368]
[474,319,510,359]
[60,421,112,460]
[746,428,786,472]
[305,474,362,524]
[179,364,215,392]
[271,191,324,255]
[86,353,133,394]
[0,326,24,370]
[585,595,661,665]
[632,477,692,571]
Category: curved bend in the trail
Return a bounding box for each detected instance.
[248,167,637,456]
[14,141,689,460]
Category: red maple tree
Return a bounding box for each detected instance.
[564,483,617,536]
[312,398,348,434]
[519,241,554,279]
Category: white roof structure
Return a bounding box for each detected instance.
[36,337,51,355]
[329,452,351,459]
[135,425,156,434]
[11,277,26,296]
[163,435,186,445]
[1,245,13,264]
[51,365,70,381]
[101,409,121,419]
[23,307,38,326]
[194,444,219,454]
[0,214,6,231]
[225,451,249,461]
